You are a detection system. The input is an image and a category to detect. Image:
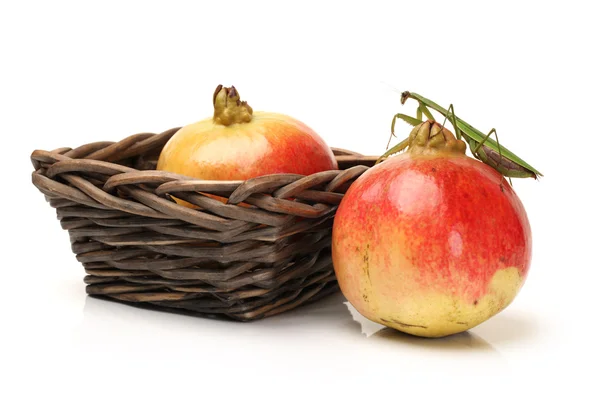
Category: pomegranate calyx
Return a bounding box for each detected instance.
[407,120,467,156]
[212,84,253,126]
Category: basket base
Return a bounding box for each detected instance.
[88,281,340,322]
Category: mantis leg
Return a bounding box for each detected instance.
[473,128,513,186]
[387,115,399,150]
[473,128,496,154]
[387,113,423,149]
[438,104,462,140]
[376,137,410,165]
[418,102,435,121]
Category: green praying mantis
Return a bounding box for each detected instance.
[378,91,542,182]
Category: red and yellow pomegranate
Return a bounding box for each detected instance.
[332,121,532,337]
[157,85,338,184]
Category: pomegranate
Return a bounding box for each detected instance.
[157,85,338,184]
[332,121,532,337]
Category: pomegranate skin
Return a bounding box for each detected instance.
[157,111,338,181]
[332,152,532,337]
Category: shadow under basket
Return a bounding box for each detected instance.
[30,127,377,321]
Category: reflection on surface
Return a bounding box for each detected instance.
[470,309,540,344]
[79,289,536,356]
[344,301,498,352]
[373,327,497,352]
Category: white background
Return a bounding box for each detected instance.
[2,1,599,399]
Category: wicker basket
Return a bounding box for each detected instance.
[30,127,376,321]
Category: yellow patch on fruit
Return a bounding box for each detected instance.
[372,267,524,338]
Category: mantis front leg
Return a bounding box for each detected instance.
[376,137,411,165]
[387,113,423,150]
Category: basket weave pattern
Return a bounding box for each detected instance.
[31,127,376,321]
